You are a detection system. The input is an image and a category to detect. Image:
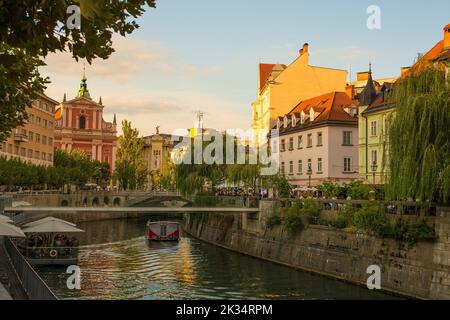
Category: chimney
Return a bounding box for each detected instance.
[401,67,411,77]
[444,24,450,49]
[357,71,370,82]
[345,84,355,100]
[300,43,309,56]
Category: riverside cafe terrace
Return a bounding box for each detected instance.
[16,217,84,266]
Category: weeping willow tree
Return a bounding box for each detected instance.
[387,66,450,203]
[175,133,266,197]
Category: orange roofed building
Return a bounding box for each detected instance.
[403,24,450,76]
[252,43,348,146]
[54,74,118,173]
[273,91,359,188]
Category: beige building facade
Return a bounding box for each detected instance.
[142,131,181,190]
[252,43,348,146]
[0,93,59,166]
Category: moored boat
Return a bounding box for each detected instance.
[146,221,180,241]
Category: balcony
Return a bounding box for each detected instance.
[13,133,28,143]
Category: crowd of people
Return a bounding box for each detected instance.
[22,234,79,259]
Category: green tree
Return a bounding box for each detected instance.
[0,0,155,142]
[388,67,450,203]
[114,120,147,190]
[317,180,341,198]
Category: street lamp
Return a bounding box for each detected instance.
[307,164,313,188]
[371,161,378,185]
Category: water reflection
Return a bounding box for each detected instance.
[37,218,396,300]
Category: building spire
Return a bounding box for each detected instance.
[99,96,103,105]
[76,64,91,99]
[113,113,117,125]
[359,62,377,106]
[63,93,67,102]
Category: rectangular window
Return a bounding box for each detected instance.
[317,132,323,146]
[371,150,378,165]
[7,144,12,153]
[36,117,41,125]
[307,134,313,148]
[28,131,34,141]
[48,153,53,162]
[297,136,303,149]
[27,149,33,158]
[289,137,294,150]
[307,159,312,172]
[318,158,323,173]
[41,153,46,160]
[14,146,19,155]
[48,138,53,146]
[281,162,285,175]
[35,133,40,143]
[43,119,48,128]
[35,151,40,159]
[42,136,47,145]
[298,160,303,175]
[281,139,286,152]
[343,131,352,145]
[371,121,377,136]
[20,148,26,157]
[344,157,352,173]
[289,161,294,175]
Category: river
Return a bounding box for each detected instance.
[37,217,396,300]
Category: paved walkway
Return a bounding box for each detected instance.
[0,237,28,300]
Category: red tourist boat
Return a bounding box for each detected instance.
[146,221,180,241]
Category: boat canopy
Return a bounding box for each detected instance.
[0,215,13,224]
[0,222,26,237]
[23,217,77,228]
[22,218,84,234]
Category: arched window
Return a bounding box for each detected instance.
[79,115,86,129]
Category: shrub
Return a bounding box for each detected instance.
[392,219,437,246]
[354,204,391,237]
[266,216,282,229]
[283,208,304,235]
[317,180,341,198]
[345,180,374,200]
[300,199,322,224]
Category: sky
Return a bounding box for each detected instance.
[42,0,450,137]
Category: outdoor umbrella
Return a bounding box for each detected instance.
[22,219,84,234]
[0,215,13,224]
[23,217,77,228]
[0,222,26,238]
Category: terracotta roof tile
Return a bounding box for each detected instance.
[276,92,358,133]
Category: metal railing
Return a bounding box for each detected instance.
[278,198,438,217]
[4,238,58,300]
[23,247,79,260]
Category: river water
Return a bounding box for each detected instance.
[37,217,396,300]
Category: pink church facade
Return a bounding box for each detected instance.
[54,75,118,173]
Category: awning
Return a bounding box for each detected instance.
[0,222,26,238]
[23,217,77,228]
[0,215,13,224]
[22,218,84,234]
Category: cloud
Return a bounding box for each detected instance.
[40,35,248,137]
[43,35,222,82]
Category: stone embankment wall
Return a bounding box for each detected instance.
[183,201,450,300]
